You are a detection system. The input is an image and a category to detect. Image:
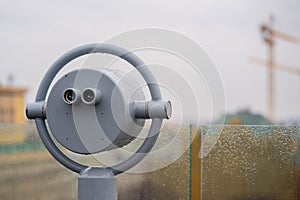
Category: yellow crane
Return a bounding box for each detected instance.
[251,15,299,122]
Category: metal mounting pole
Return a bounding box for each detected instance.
[78,168,117,200]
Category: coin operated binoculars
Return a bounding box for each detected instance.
[26,43,171,200]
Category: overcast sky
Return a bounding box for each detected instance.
[1,0,300,123]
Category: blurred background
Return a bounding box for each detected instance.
[1,0,300,124]
[1,0,300,199]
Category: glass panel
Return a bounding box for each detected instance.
[201,126,300,200]
[0,123,191,199]
[117,124,191,200]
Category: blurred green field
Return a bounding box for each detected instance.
[0,123,191,200]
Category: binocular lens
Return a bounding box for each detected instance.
[64,89,77,104]
[82,89,95,103]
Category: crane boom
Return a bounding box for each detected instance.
[256,15,299,122]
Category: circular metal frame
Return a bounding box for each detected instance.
[34,43,162,175]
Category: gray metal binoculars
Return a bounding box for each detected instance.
[26,43,171,200]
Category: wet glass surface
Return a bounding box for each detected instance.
[201,126,300,200]
[6,124,300,199]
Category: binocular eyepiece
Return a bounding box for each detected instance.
[63,88,102,105]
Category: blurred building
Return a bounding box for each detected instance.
[0,86,27,124]
[216,109,273,125]
[0,86,27,144]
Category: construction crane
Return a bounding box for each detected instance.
[251,15,299,122]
